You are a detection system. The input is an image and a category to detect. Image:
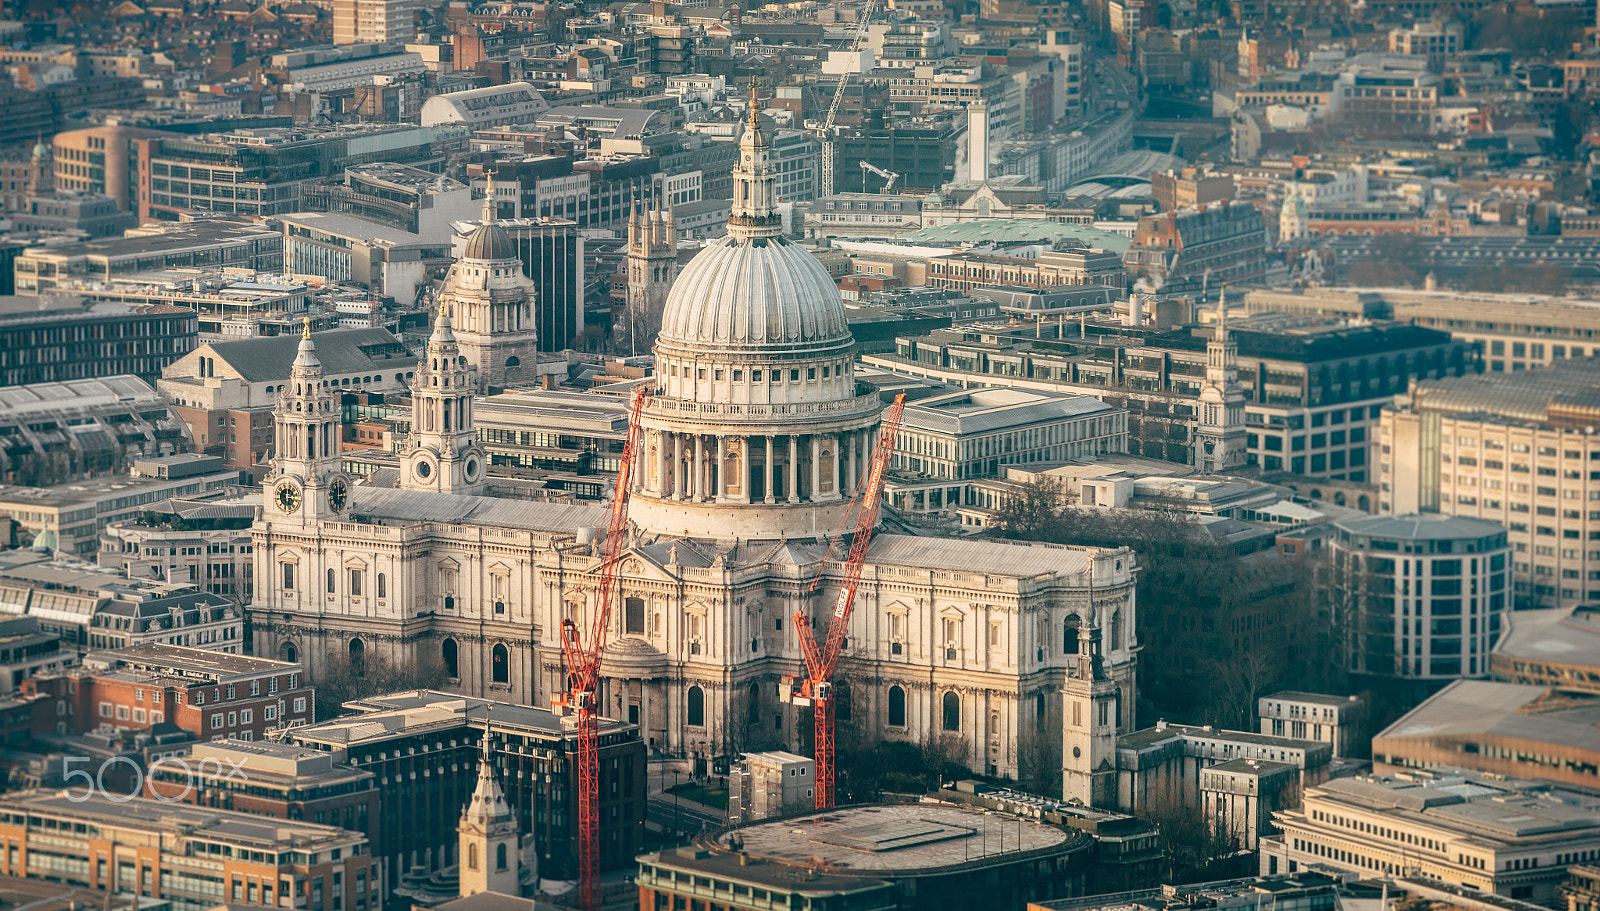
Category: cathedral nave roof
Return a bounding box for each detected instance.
[864,533,1096,579]
[346,486,610,533]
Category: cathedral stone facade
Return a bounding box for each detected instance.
[249,90,1139,779]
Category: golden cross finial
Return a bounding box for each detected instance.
[302,316,311,339]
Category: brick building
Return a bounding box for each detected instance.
[22,643,313,742]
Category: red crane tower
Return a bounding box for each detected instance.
[555,384,650,911]
[786,393,907,809]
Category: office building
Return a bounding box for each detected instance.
[1241,287,1600,373]
[1258,692,1366,758]
[10,192,136,237]
[0,790,375,911]
[290,690,644,888]
[1261,767,1600,906]
[146,738,378,836]
[334,0,416,45]
[885,387,1128,516]
[637,803,1097,911]
[0,375,188,487]
[421,83,549,131]
[1329,514,1509,681]
[0,548,242,655]
[1123,202,1270,293]
[100,499,257,604]
[869,316,1473,476]
[14,220,284,294]
[279,211,455,297]
[45,270,313,342]
[0,297,194,386]
[1379,360,1600,609]
[134,124,443,222]
[269,43,428,94]
[0,615,72,692]
[24,642,311,741]
[1373,679,1600,791]
[301,162,476,236]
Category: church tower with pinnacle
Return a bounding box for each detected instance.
[264,321,352,527]
[625,195,677,355]
[458,732,522,897]
[1062,596,1121,808]
[1194,288,1247,473]
[401,302,488,496]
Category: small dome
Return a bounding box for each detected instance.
[31,141,47,160]
[657,234,850,352]
[462,222,517,261]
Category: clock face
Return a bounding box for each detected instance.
[328,477,349,512]
[274,482,301,514]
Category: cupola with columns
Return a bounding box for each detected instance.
[630,79,883,541]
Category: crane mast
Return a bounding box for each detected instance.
[787,393,906,809]
[556,384,650,911]
[817,0,879,198]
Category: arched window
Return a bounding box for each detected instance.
[377,573,386,599]
[942,691,960,731]
[279,641,297,664]
[442,639,458,679]
[1109,610,1122,652]
[467,844,478,870]
[1036,692,1047,732]
[496,843,508,870]
[349,639,365,676]
[1064,617,1080,655]
[748,681,761,723]
[494,600,506,615]
[835,680,852,722]
[327,568,336,593]
[444,596,456,611]
[506,356,521,367]
[687,685,705,727]
[492,644,509,684]
[888,685,906,727]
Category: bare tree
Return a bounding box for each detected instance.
[313,651,448,720]
[1015,705,1063,798]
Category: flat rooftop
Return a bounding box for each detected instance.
[85,642,297,680]
[1376,679,1600,756]
[711,803,1074,874]
[293,689,632,747]
[1494,606,1600,669]
[3,790,362,848]
[1316,769,1600,840]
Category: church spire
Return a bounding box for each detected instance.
[458,728,521,898]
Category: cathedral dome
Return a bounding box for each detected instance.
[462,222,516,261]
[656,234,849,353]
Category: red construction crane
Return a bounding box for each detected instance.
[786,393,907,809]
[556,383,650,911]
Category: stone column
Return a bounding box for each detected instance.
[811,435,823,501]
[693,435,705,501]
[847,431,859,494]
[641,682,652,751]
[788,435,799,504]
[833,432,843,497]
[742,437,753,504]
[716,436,726,501]
[673,434,684,500]
[764,436,776,504]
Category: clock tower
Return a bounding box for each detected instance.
[401,302,488,496]
[265,321,352,524]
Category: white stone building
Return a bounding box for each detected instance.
[248,95,1138,778]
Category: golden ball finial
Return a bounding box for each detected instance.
[302,317,311,339]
